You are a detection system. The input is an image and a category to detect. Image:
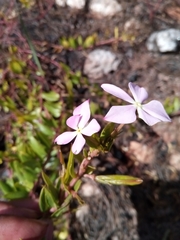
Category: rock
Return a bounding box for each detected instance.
[128,141,155,164]
[70,180,139,240]
[146,28,180,53]
[55,0,66,7]
[124,18,141,32]
[55,0,86,9]
[84,49,121,79]
[89,0,122,17]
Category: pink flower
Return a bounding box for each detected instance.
[101,83,171,126]
[54,100,101,154]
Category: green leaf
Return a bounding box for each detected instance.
[174,97,180,112]
[5,190,28,200]
[63,150,76,185]
[83,35,95,48]
[9,60,23,74]
[60,63,70,73]
[36,131,50,149]
[86,165,96,174]
[4,96,16,110]
[95,175,143,186]
[64,76,73,97]
[100,122,115,142]
[36,122,54,136]
[74,179,82,192]
[77,35,83,46]
[60,38,70,48]
[44,102,62,118]
[21,167,36,189]
[39,186,57,212]
[51,194,72,218]
[11,161,37,190]
[68,150,76,178]
[29,136,46,159]
[42,91,60,102]
[42,171,59,201]
[0,181,13,194]
[51,204,68,218]
[17,142,35,163]
[84,135,100,149]
[90,102,100,115]
[100,122,115,151]
[68,37,77,49]
[26,97,34,111]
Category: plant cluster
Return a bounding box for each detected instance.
[0,2,172,238]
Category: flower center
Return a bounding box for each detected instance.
[76,128,82,134]
[134,101,142,109]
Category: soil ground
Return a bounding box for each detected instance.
[1,0,180,239]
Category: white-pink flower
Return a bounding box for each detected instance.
[54,100,101,154]
[101,83,171,126]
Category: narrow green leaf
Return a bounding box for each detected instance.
[60,39,70,48]
[19,14,44,76]
[11,161,37,191]
[83,35,95,48]
[36,122,54,136]
[84,135,100,149]
[68,150,76,178]
[100,122,115,151]
[5,190,28,200]
[60,63,70,73]
[44,102,62,118]
[29,136,46,159]
[77,35,83,46]
[51,194,72,218]
[39,186,57,212]
[64,76,73,97]
[95,175,143,186]
[74,179,82,192]
[68,37,77,49]
[4,96,16,110]
[0,181,13,194]
[36,131,50,149]
[90,101,99,115]
[100,122,115,142]
[42,171,59,201]
[174,97,180,112]
[63,150,76,185]
[51,204,68,218]
[42,91,59,102]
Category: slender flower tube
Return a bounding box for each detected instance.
[101,83,171,126]
[54,100,101,154]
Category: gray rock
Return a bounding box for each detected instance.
[89,0,122,17]
[55,0,66,7]
[84,49,121,79]
[147,28,180,53]
[70,180,139,240]
[55,0,86,9]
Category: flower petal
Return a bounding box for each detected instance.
[78,113,90,129]
[54,131,77,145]
[141,100,171,123]
[73,100,91,129]
[66,115,81,130]
[81,119,101,136]
[73,100,90,115]
[137,108,161,126]
[128,82,148,103]
[72,134,86,154]
[104,105,137,124]
[101,84,134,103]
